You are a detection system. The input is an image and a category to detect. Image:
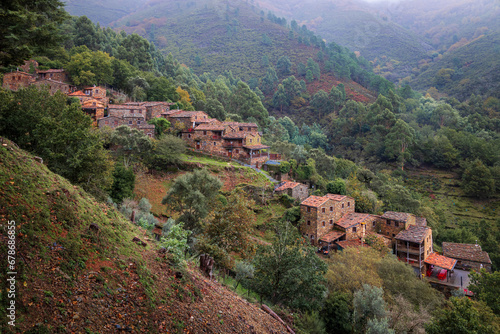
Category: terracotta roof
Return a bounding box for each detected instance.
[275,181,302,192]
[335,213,372,229]
[424,253,457,271]
[81,101,105,108]
[442,242,492,264]
[6,71,32,76]
[319,231,345,243]
[301,195,329,208]
[195,123,225,131]
[324,194,349,202]
[382,211,413,222]
[243,144,269,150]
[336,239,369,249]
[395,225,430,244]
[68,90,87,96]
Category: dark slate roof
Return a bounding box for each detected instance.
[382,211,412,222]
[275,181,302,192]
[395,225,430,243]
[319,231,345,243]
[442,242,492,264]
[301,195,329,208]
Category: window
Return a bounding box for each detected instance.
[329,220,333,225]
[347,202,350,207]
[203,131,207,135]
[342,203,344,208]
[307,220,311,226]
[96,89,99,94]
[310,235,314,240]
[330,206,333,211]
[235,149,239,153]
[137,121,141,125]
[322,208,325,213]
[392,234,395,237]
[387,221,391,225]
[372,221,376,227]
[395,222,399,227]
[322,221,325,227]
[213,142,216,146]
[307,207,311,213]
[128,121,132,125]
[353,227,357,232]
[139,109,142,113]
[188,134,191,138]
[249,139,253,143]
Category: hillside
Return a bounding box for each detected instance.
[63,0,149,26]
[410,32,500,100]
[0,138,290,333]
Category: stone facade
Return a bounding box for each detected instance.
[395,226,433,274]
[36,69,69,83]
[81,99,105,126]
[275,181,309,201]
[32,79,76,95]
[300,194,355,245]
[2,71,36,91]
[20,59,38,73]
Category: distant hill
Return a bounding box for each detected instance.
[63,0,148,26]
[410,32,500,100]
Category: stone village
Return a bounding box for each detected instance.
[3,63,492,295]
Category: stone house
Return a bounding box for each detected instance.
[394,225,433,275]
[32,79,76,95]
[300,194,355,245]
[122,101,175,120]
[81,99,106,126]
[36,69,70,83]
[108,104,147,119]
[2,71,36,91]
[376,211,427,239]
[335,212,381,241]
[97,115,155,138]
[167,111,210,130]
[442,242,492,272]
[274,181,309,201]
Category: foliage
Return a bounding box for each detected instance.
[110,125,152,168]
[161,169,222,233]
[352,284,389,332]
[251,221,327,310]
[109,163,135,204]
[425,297,500,334]
[197,189,256,268]
[147,118,171,138]
[468,269,500,315]
[0,0,68,68]
[461,159,496,198]
[0,87,113,200]
[147,135,185,169]
[234,261,254,290]
[321,291,353,334]
[160,222,191,265]
[326,179,346,195]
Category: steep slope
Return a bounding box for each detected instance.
[410,32,500,100]
[0,138,290,333]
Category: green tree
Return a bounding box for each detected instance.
[116,33,154,71]
[311,90,332,115]
[162,169,222,233]
[261,67,279,95]
[198,189,256,268]
[0,87,113,199]
[110,125,152,168]
[353,284,389,333]
[322,291,353,334]
[147,118,171,138]
[272,84,289,112]
[384,119,415,170]
[276,55,292,76]
[468,269,500,315]
[109,163,135,203]
[0,0,68,68]
[326,179,346,195]
[66,47,114,86]
[251,221,327,310]
[426,297,500,334]
[147,134,185,169]
[160,222,191,265]
[461,159,495,198]
[204,98,226,121]
[228,81,269,126]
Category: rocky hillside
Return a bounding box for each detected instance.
[0,138,290,333]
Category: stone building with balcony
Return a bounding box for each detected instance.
[394,225,433,275]
[36,69,70,83]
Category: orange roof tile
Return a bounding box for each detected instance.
[325,194,350,201]
[301,195,329,208]
[68,90,86,96]
[275,181,301,192]
[195,123,225,131]
[424,253,457,271]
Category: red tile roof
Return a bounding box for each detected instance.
[395,225,431,244]
[335,213,372,229]
[319,231,345,243]
[68,90,87,96]
[275,181,301,192]
[442,242,492,264]
[301,195,329,208]
[424,253,457,271]
[416,217,427,226]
